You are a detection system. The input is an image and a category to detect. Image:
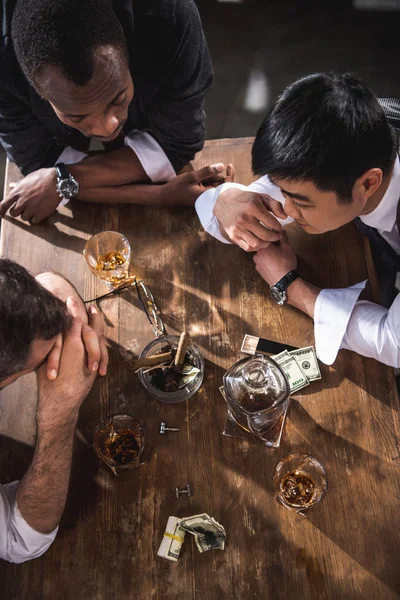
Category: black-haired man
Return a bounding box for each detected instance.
[0,0,227,223]
[196,73,400,369]
[0,260,107,562]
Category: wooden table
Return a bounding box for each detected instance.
[1,138,399,599]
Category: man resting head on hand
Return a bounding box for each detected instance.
[0,259,108,563]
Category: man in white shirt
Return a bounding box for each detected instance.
[196,73,400,369]
[0,260,108,562]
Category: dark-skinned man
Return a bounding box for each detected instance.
[0,0,232,224]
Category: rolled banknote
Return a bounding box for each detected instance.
[180,513,226,553]
[289,346,321,381]
[157,516,186,562]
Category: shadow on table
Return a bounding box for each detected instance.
[287,400,400,594]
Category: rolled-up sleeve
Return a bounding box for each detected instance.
[314,282,400,368]
[124,130,175,183]
[0,481,57,563]
[340,293,400,368]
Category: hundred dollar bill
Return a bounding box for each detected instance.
[289,346,321,381]
[271,350,289,362]
[274,354,309,393]
[180,513,226,553]
[157,516,186,562]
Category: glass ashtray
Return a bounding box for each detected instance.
[137,335,204,403]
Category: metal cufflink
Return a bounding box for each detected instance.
[175,484,192,499]
[160,421,179,434]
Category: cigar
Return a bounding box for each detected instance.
[174,332,191,367]
[133,351,172,371]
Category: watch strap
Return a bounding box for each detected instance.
[55,162,69,180]
[274,269,302,293]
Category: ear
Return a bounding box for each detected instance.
[355,168,383,201]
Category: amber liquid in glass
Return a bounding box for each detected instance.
[280,470,316,507]
[96,251,127,283]
[103,429,142,465]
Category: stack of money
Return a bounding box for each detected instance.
[180,513,226,553]
[157,516,186,562]
[272,346,321,394]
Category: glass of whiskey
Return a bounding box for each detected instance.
[84,231,131,289]
[273,453,328,515]
[93,414,145,475]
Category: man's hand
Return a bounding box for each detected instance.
[253,234,297,286]
[46,304,108,381]
[213,188,288,251]
[37,297,98,427]
[0,168,61,224]
[161,163,235,207]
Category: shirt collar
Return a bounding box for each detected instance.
[359,156,400,232]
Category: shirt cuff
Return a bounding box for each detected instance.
[195,182,250,244]
[124,130,176,183]
[55,146,89,208]
[314,280,367,365]
[3,481,58,563]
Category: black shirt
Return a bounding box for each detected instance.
[0,0,213,175]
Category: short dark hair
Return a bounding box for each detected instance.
[252,73,397,202]
[0,259,71,379]
[12,0,127,90]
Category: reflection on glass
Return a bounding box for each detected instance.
[84,231,131,289]
[273,453,328,515]
[93,414,145,475]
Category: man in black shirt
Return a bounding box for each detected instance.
[0,0,229,223]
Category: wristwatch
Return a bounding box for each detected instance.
[270,270,302,305]
[55,162,79,200]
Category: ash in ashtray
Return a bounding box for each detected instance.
[149,346,200,393]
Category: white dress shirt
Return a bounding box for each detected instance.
[0,481,58,563]
[55,130,176,207]
[195,158,400,368]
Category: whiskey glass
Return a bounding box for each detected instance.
[93,414,145,475]
[84,231,131,289]
[273,453,328,515]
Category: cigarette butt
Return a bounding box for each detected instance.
[175,332,191,367]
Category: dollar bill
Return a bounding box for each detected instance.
[180,513,226,553]
[274,354,309,393]
[271,350,289,362]
[157,516,186,562]
[289,346,321,381]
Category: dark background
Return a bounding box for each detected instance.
[1,0,400,191]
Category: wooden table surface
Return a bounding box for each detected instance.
[0,138,400,600]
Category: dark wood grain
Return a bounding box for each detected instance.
[0,139,399,599]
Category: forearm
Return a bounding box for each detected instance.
[76,182,166,206]
[287,278,320,318]
[69,147,149,190]
[16,410,78,534]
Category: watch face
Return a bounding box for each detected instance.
[58,177,79,199]
[270,285,286,305]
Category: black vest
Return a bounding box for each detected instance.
[354,196,400,308]
[355,98,400,308]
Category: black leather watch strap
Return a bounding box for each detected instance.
[55,162,69,180]
[275,269,302,292]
